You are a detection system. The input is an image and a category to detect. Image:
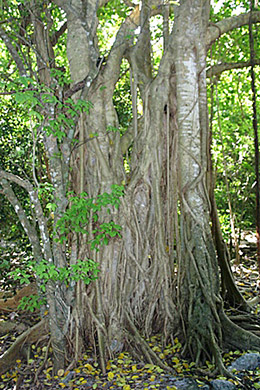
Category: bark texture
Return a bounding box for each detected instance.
[174,0,260,371]
[66,1,178,370]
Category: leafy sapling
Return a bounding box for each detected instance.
[8,185,124,312]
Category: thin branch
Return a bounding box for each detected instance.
[207,11,260,46]
[0,169,53,261]
[102,5,140,86]
[0,178,42,260]
[31,121,40,188]
[0,19,12,25]
[64,78,86,100]
[0,26,27,76]
[53,0,111,11]
[207,59,260,77]
[0,170,34,192]
[51,22,67,46]
[123,0,135,7]
[0,87,36,95]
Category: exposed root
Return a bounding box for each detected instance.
[125,311,174,373]
[0,283,37,312]
[221,311,260,351]
[227,310,260,335]
[0,320,27,335]
[0,318,48,375]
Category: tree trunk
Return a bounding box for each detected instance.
[65,0,260,372]
[175,0,260,371]
[2,0,260,375]
[65,0,179,370]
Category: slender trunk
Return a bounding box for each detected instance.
[249,0,260,283]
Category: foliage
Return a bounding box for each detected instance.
[212,72,258,235]
[55,185,124,247]
[113,62,132,131]
[209,1,260,241]
[0,239,33,292]
[10,257,100,311]
[6,184,124,311]
[11,78,93,141]
[0,54,124,310]
[0,98,33,238]
[0,99,34,290]
[18,294,46,312]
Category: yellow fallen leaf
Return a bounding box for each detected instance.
[108,371,114,380]
[132,365,137,372]
[85,363,94,371]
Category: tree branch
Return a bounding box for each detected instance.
[51,22,67,46]
[52,0,111,12]
[0,170,53,262]
[0,178,42,261]
[123,0,135,7]
[207,11,260,46]
[0,26,27,76]
[100,0,111,6]
[207,59,260,77]
[0,170,34,192]
[103,5,140,86]
[51,0,68,12]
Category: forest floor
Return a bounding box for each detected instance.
[0,232,260,390]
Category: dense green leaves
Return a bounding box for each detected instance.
[55,185,124,246]
[209,2,260,243]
